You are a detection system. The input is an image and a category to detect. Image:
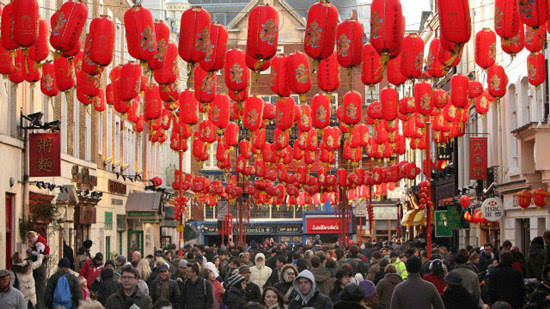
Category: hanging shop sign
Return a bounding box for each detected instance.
[29,132,61,177]
[470,137,487,180]
[435,210,452,237]
[305,217,341,234]
[437,142,453,160]
[481,197,503,222]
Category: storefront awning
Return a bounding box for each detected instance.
[126,192,162,212]
[401,209,426,226]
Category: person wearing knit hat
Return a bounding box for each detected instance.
[239,265,261,302]
[223,273,248,309]
[358,280,378,308]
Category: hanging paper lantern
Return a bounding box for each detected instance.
[495,0,521,40]
[437,36,462,67]
[76,70,100,97]
[105,83,116,105]
[209,94,230,129]
[80,36,104,76]
[179,7,211,64]
[194,65,216,103]
[426,39,446,78]
[275,97,295,131]
[322,126,342,150]
[336,18,363,68]
[153,43,179,85]
[450,74,470,108]
[179,90,199,125]
[247,4,278,61]
[13,0,39,47]
[41,62,58,97]
[24,57,41,83]
[342,91,362,125]
[93,89,106,112]
[527,52,546,86]
[286,52,311,99]
[124,5,156,62]
[475,29,496,69]
[380,87,398,121]
[144,85,162,120]
[243,96,264,131]
[304,1,338,61]
[400,34,424,79]
[297,105,312,132]
[487,65,508,98]
[502,25,525,56]
[469,80,483,98]
[518,0,548,28]
[246,53,271,72]
[224,122,239,147]
[414,82,433,116]
[517,189,532,209]
[160,82,180,105]
[361,43,384,86]
[475,90,493,115]
[370,0,405,59]
[76,85,92,105]
[525,25,546,53]
[198,120,217,143]
[200,23,227,72]
[1,4,17,51]
[318,51,340,93]
[88,16,115,66]
[0,45,14,75]
[386,55,407,86]
[50,0,88,52]
[533,188,548,207]
[29,19,49,63]
[432,88,449,109]
[437,0,471,48]
[224,49,250,92]
[270,55,291,97]
[119,62,141,101]
[312,93,331,129]
[147,21,170,70]
[54,55,75,91]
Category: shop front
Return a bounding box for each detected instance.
[198,221,303,245]
[125,191,163,257]
[303,213,351,244]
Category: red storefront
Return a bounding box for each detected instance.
[304,214,351,243]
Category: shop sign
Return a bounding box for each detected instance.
[352,200,367,217]
[305,217,341,234]
[247,225,274,233]
[216,200,229,221]
[29,132,61,177]
[481,197,504,222]
[278,224,302,233]
[437,142,453,160]
[373,206,398,220]
[435,210,452,237]
[470,137,487,179]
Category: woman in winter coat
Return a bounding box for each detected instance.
[201,262,224,309]
[11,252,44,308]
[526,236,545,279]
[273,264,298,303]
[329,270,352,303]
[375,264,402,309]
[250,253,272,289]
[423,259,447,295]
[262,286,287,309]
[223,273,248,309]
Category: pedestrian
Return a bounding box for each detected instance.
[10,251,44,308]
[44,258,82,309]
[105,265,153,309]
[310,256,332,296]
[262,286,286,309]
[131,251,142,268]
[79,277,90,301]
[250,253,273,290]
[288,269,332,309]
[376,264,402,309]
[0,269,26,309]
[90,267,120,306]
[526,265,550,308]
[115,255,130,280]
[448,253,481,305]
[149,264,180,308]
[136,259,152,295]
[239,265,261,302]
[389,256,444,309]
[479,243,496,274]
[223,273,248,309]
[329,269,351,303]
[441,271,477,309]
[333,283,365,309]
[273,264,298,303]
[202,262,225,309]
[26,231,48,309]
[265,255,286,287]
[358,279,378,308]
[526,236,545,280]
[388,251,407,280]
[367,252,383,282]
[79,253,104,289]
[487,250,525,308]
[182,263,213,309]
[422,259,447,295]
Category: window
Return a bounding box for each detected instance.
[73,99,80,158]
[508,85,519,172]
[61,96,68,153]
[86,108,91,161]
[105,212,113,230]
[115,115,121,168]
[98,111,103,156]
[203,141,218,170]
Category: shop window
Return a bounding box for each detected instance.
[205,205,215,219]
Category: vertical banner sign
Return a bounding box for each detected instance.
[470,137,487,180]
[29,132,61,177]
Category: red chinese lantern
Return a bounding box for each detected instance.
[318,51,340,93]
[224,49,250,92]
[361,43,384,86]
[209,94,230,129]
[432,88,449,109]
[54,55,75,91]
[147,21,170,70]
[270,55,291,97]
[370,0,405,59]
[106,83,117,105]
[179,7,211,64]
[469,80,483,98]
[160,83,179,105]
[50,0,88,53]
[200,23,227,72]
[273,97,294,131]
[119,62,141,101]
[76,85,92,105]
[475,29,496,69]
[386,55,407,86]
[81,35,104,76]
[247,4,278,61]
[29,19,49,63]
[76,70,100,97]
[153,43,179,85]
[426,39,446,78]
[62,39,80,58]
[342,91,362,125]
[451,74,470,108]
[243,96,264,131]
[414,82,433,116]
[87,16,115,67]
[527,52,546,86]
[286,52,311,101]
[93,89,106,112]
[298,105,312,132]
[380,87,398,121]
[312,93,331,129]
[533,188,548,207]
[487,65,508,98]
[495,0,521,40]
[224,122,239,147]
[501,25,525,56]
[194,65,216,103]
[400,34,424,79]
[179,90,199,125]
[336,18,363,68]
[13,0,39,47]
[518,0,548,28]
[517,189,532,209]
[525,25,546,53]
[144,85,162,120]
[304,1,338,61]
[41,62,58,96]
[198,120,217,144]
[1,4,17,51]
[437,36,462,67]
[437,0,471,48]
[475,90,493,115]
[124,5,156,62]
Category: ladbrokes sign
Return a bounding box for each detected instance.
[305,217,341,234]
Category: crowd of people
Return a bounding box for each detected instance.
[2,230,550,308]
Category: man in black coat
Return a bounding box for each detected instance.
[487,250,525,308]
[239,265,261,302]
[182,263,213,309]
[479,243,497,274]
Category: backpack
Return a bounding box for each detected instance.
[53,274,73,309]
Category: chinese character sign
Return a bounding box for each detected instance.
[470,137,487,180]
[29,133,61,177]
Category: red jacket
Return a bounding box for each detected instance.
[79,258,103,288]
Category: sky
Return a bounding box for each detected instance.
[402,0,432,30]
